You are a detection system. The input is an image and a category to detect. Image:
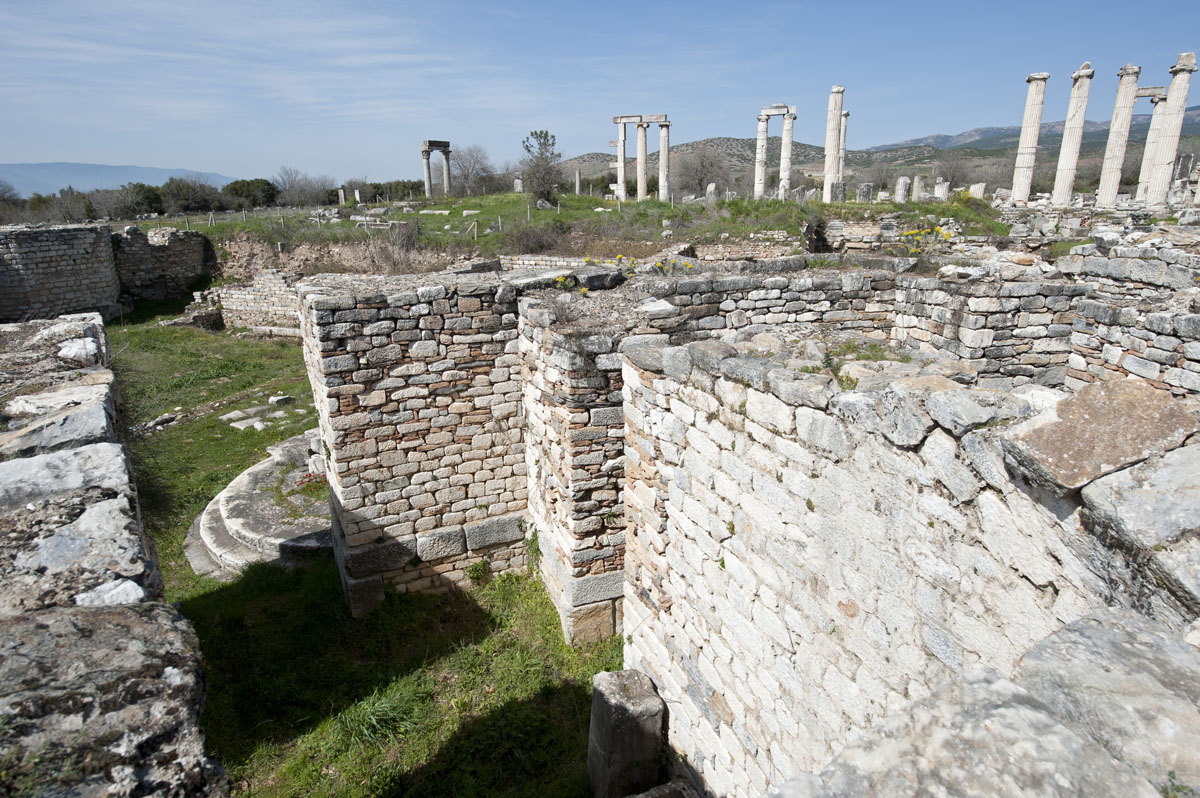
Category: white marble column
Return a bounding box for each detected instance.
[912,175,925,202]
[636,122,649,201]
[422,150,433,198]
[658,123,671,201]
[441,150,451,196]
[822,86,845,202]
[778,113,795,200]
[1011,72,1050,204]
[753,114,770,200]
[1136,95,1168,202]
[1097,64,1142,207]
[838,110,849,182]
[615,124,627,201]
[575,169,581,195]
[1146,53,1198,209]
[1051,62,1095,207]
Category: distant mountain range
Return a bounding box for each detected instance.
[0,163,238,198]
[866,105,1200,152]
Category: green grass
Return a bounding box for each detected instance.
[1043,239,1093,260]
[110,309,621,796]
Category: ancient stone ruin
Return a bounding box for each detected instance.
[421,139,452,198]
[611,115,671,202]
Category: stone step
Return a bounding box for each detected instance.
[185,431,331,580]
[217,459,330,559]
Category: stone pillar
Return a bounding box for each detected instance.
[615,124,627,201]
[912,175,925,202]
[441,149,452,196]
[823,86,845,202]
[1136,95,1169,202]
[422,150,433,199]
[895,176,911,203]
[658,122,670,201]
[575,169,581,195]
[1146,53,1198,209]
[753,114,770,200]
[636,122,649,201]
[838,110,850,183]
[1097,64,1142,207]
[778,113,795,200]
[1011,72,1050,204]
[1051,62,1095,207]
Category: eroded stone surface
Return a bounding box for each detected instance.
[1001,379,1197,495]
[0,603,228,796]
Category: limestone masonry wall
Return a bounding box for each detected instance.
[0,224,121,321]
[0,223,211,323]
[111,225,212,301]
[620,338,1197,796]
[1068,295,1200,395]
[298,275,527,615]
[217,268,304,333]
[0,314,225,794]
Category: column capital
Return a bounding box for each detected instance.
[830,85,844,94]
[841,110,850,118]
[1118,63,1142,78]
[757,114,770,123]
[1150,93,1168,104]
[635,121,651,129]
[783,113,797,121]
[657,120,671,128]
[1170,52,1198,74]
[421,150,431,158]
[1027,72,1050,83]
[1072,62,1095,81]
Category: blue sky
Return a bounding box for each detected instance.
[1,0,1196,182]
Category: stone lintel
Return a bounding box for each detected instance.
[642,114,668,123]
[421,139,450,150]
[608,140,620,147]
[1136,86,1167,98]
[613,115,643,124]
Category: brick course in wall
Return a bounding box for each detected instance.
[0,225,121,321]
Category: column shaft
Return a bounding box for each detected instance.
[838,111,849,183]
[658,124,671,201]
[1051,62,1094,207]
[441,150,451,196]
[636,123,649,201]
[1146,53,1198,208]
[616,125,627,201]
[1011,72,1050,204]
[422,151,433,199]
[1136,97,1168,201]
[753,114,770,200]
[822,86,845,202]
[1097,64,1142,206]
[778,114,795,199]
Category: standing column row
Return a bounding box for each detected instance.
[751,103,796,200]
[420,139,451,199]
[611,115,671,202]
[1146,53,1197,209]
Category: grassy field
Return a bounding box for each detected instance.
[109,312,621,797]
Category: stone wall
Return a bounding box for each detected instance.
[0,224,122,321]
[111,225,212,301]
[298,274,527,615]
[0,223,211,323]
[620,336,1196,797]
[500,254,593,270]
[0,314,226,794]
[519,310,627,643]
[216,268,304,334]
[891,274,1088,389]
[1067,295,1200,396]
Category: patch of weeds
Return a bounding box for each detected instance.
[806,498,815,512]
[726,521,736,537]
[524,527,541,571]
[467,560,490,585]
[718,557,726,570]
[836,374,859,390]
